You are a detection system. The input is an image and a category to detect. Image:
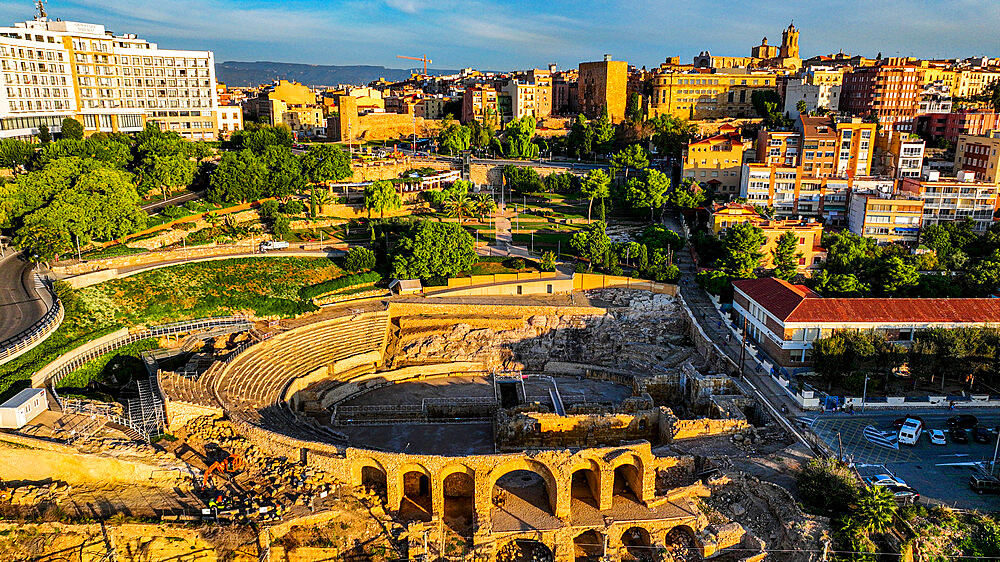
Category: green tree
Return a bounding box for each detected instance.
[539,250,556,272]
[812,270,869,297]
[228,123,293,152]
[443,189,475,223]
[60,117,83,140]
[638,224,684,251]
[502,165,542,193]
[363,180,402,219]
[669,177,707,209]
[772,230,803,280]
[592,106,615,154]
[965,250,1000,296]
[344,247,377,272]
[625,168,671,221]
[696,269,732,297]
[567,114,593,157]
[37,124,51,144]
[132,137,197,197]
[437,117,471,155]
[391,220,476,280]
[301,144,352,188]
[0,139,34,174]
[502,116,539,159]
[720,222,766,278]
[796,458,859,515]
[795,100,808,115]
[751,90,791,128]
[569,221,611,270]
[625,92,643,124]
[259,145,305,199]
[473,193,496,221]
[648,114,697,159]
[853,485,897,535]
[609,145,649,184]
[208,150,266,203]
[873,255,919,296]
[823,231,879,275]
[580,169,611,223]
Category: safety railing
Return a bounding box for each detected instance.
[0,280,63,366]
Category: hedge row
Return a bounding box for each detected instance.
[298,271,383,300]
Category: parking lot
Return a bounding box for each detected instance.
[808,410,1000,510]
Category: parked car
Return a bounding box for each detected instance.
[947,414,979,429]
[884,484,920,504]
[927,429,947,445]
[969,474,1000,495]
[259,240,289,252]
[898,418,923,445]
[973,426,993,444]
[951,427,970,444]
[865,474,908,488]
[893,416,923,429]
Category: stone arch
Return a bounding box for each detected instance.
[573,529,605,561]
[621,526,654,561]
[439,463,476,533]
[489,458,562,521]
[609,453,646,503]
[495,538,554,562]
[397,462,433,521]
[353,458,388,505]
[663,525,700,561]
[569,458,603,511]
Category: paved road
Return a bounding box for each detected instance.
[811,410,1000,509]
[0,251,49,344]
[140,189,205,214]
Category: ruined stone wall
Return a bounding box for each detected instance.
[668,417,751,441]
[496,410,661,450]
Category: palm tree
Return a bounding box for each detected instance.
[474,193,497,222]
[444,190,475,223]
[853,485,897,534]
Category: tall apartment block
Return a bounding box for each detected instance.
[1,12,219,140]
[578,55,627,123]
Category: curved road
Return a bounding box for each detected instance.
[0,252,49,344]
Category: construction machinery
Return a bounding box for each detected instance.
[396,54,432,77]
[203,453,245,487]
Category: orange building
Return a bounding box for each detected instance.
[708,203,826,271]
[683,124,750,198]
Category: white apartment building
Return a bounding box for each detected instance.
[1,13,219,140]
[502,80,539,120]
[216,104,243,136]
[782,77,840,116]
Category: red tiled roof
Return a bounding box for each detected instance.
[733,277,1000,324]
[733,278,820,321]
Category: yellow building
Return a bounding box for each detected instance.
[648,69,779,120]
[955,133,1000,183]
[847,192,924,244]
[682,124,750,198]
[708,203,826,270]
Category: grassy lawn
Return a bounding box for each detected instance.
[56,338,159,400]
[80,257,344,324]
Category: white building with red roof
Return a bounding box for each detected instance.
[732,277,1000,372]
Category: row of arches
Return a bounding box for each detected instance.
[497,525,699,562]
[355,453,651,533]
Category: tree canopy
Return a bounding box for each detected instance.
[60,118,83,140]
[772,230,802,280]
[363,180,402,219]
[580,169,610,223]
[301,144,352,185]
[391,220,476,280]
[719,222,766,278]
[502,116,539,159]
[624,168,671,221]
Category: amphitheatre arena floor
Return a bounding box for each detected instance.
[329,375,635,454]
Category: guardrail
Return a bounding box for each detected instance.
[0,279,63,366]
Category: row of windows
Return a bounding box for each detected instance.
[5,86,70,98]
[4,73,67,86]
[1,59,67,73]
[7,99,71,111]
[0,46,64,60]
[0,114,67,131]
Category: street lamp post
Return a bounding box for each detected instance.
[861,375,870,412]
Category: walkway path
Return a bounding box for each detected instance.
[662,211,817,449]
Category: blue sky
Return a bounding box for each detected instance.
[2,1,997,70]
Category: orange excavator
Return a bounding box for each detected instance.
[203,453,245,487]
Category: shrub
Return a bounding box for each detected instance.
[161,206,186,219]
[796,458,858,515]
[298,271,383,300]
[283,200,305,216]
[573,262,588,273]
[503,257,526,270]
[272,215,290,236]
[258,199,279,221]
[539,251,556,272]
[344,247,376,272]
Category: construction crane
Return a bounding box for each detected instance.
[396,54,432,77]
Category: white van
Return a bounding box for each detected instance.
[898,418,923,445]
[259,240,289,252]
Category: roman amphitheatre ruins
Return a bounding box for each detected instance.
[1,274,826,561]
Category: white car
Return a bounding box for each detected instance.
[928,429,947,445]
[865,474,907,488]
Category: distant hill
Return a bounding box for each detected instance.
[215,61,459,88]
